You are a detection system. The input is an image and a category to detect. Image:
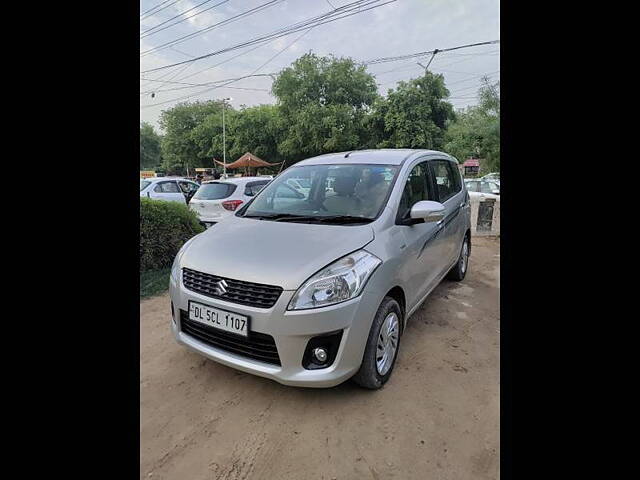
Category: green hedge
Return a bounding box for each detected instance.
[140,198,205,271]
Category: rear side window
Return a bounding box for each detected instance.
[244,181,269,196]
[154,181,180,193]
[430,160,461,203]
[193,182,237,200]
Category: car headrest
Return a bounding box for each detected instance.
[334,175,357,196]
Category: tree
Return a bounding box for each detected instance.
[159,100,225,174]
[444,77,500,173]
[140,122,162,169]
[227,104,282,163]
[272,53,379,164]
[370,72,455,150]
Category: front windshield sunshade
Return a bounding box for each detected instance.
[241,164,398,222]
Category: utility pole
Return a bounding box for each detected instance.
[221,97,232,178]
[417,49,439,74]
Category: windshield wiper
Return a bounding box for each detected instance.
[273,215,372,224]
[243,213,372,224]
[242,213,300,220]
[313,215,373,224]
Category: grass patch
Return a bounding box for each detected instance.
[140,267,172,299]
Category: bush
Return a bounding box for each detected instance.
[140,198,205,271]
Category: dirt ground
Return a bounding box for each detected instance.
[140,237,500,480]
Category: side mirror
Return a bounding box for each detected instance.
[492,190,500,195]
[409,200,445,223]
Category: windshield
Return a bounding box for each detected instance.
[480,181,499,193]
[192,182,236,200]
[140,180,151,191]
[241,164,398,222]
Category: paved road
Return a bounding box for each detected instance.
[141,237,500,480]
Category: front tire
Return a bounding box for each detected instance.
[352,297,402,390]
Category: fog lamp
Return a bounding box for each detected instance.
[313,347,328,363]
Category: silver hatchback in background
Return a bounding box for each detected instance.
[169,149,471,389]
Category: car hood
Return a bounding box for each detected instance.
[181,216,375,290]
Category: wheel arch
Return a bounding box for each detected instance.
[385,286,406,333]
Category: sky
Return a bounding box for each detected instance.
[140,0,500,131]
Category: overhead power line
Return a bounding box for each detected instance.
[364,40,500,65]
[142,41,499,99]
[140,0,285,57]
[140,0,231,39]
[140,0,174,17]
[140,0,396,68]
[140,42,273,92]
[141,27,311,108]
[141,73,274,96]
[140,0,185,20]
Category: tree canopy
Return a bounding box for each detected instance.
[444,77,500,173]
[272,53,378,163]
[370,72,455,150]
[159,100,225,174]
[140,122,162,169]
[149,54,499,175]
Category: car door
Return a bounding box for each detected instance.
[428,159,466,266]
[178,180,200,203]
[152,180,185,203]
[395,159,450,308]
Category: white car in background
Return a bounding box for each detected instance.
[286,177,312,195]
[464,179,500,201]
[140,177,200,204]
[189,176,271,227]
[480,172,500,183]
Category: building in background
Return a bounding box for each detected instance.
[462,158,482,177]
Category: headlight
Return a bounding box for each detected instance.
[288,250,382,310]
[171,237,196,282]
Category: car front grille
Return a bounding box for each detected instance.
[182,268,283,309]
[180,310,281,366]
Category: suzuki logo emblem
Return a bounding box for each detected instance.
[214,279,228,295]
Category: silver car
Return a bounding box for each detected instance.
[169,149,471,389]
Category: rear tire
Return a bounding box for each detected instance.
[352,297,402,390]
[447,234,470,281]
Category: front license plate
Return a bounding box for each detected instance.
[188,301,249,337]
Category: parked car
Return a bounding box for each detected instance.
[286,177,312,195]
[188,176,271,228]
[465,179,500,195]
[467,190,499,202]
[140,177,200,204]
[480,172,500,182]
[170,149,471,389]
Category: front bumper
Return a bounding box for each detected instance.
[169,273,382,387]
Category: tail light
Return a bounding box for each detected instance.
[222,199,243,211]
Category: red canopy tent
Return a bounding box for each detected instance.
[215,152,281,175]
